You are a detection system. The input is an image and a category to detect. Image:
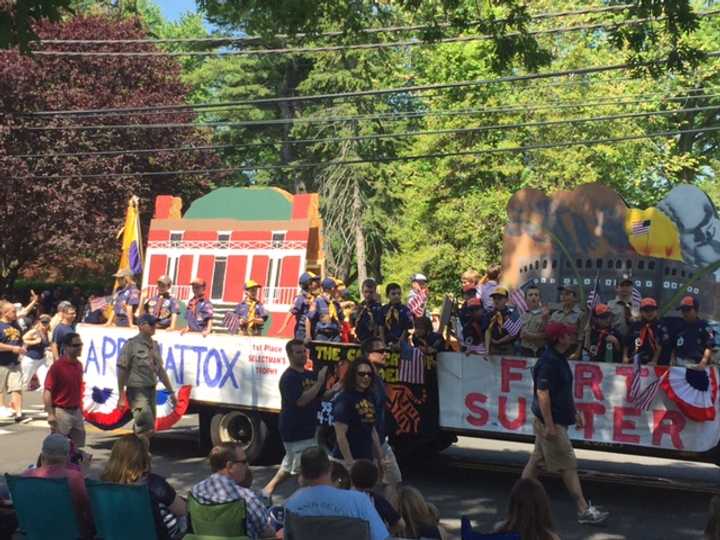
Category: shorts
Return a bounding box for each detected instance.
[380,441,402,485]
[55,407,86,448]
[281,438,317,474]
[0,364,23,394]
[127,386,157,434]
[529,417,577,473]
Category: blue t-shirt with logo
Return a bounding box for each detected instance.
[278,368,320,442]
[332,390,377,460]
[0,322,22,366]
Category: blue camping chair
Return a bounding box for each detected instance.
[86,481,158,540]
[5,473,82,540]
[461,516,520,540]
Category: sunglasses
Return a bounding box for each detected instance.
[357,371,373,378]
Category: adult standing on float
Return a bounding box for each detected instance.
[233,280,268,337]
[105,269,141,327]
[522,321,608,525]
[138,275,180,331]
[607,275,636,340]
[180,277,214,336]
[549,285,585,359]
[117,314,176,445]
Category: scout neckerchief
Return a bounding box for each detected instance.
[592,328,614,363]
[246,297,258,329]
[485,309,506,352]
[325,295,339,323]
[637,321,659,353]
[153,292,169,317]
[384,303,400,331]
[358,300,377,333]
[189,295,204,320]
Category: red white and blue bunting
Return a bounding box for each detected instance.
[82,384,131,430]
[661,367,718,422]
[155,385,192,431]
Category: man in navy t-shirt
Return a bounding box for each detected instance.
[523,322,608,526]
[0,301,28,421]
[262,339,329,499]
[51,304,76,361]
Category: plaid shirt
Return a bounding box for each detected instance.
[190,473,269,539]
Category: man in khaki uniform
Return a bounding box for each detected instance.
[519,285,549,357]
[549,285,585,359]
[607,276,637,340]
[117,314,176,443]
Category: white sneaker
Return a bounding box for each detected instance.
[0,407,13,418]
[578,502,609,525]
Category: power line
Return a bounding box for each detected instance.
[11,102,720,159]
[17,89,720,132]
[20,73,650,120]
[13,125,720,179]
[21,53,720,118]
[33,5,634,45]
[29,12,712,58]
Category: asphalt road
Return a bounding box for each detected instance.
[2,392,717,540]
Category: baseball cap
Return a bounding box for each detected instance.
[244,279,261,290]
[190,277,206,286]
[299,272,314,286]
[113,269,134,278]
[321,277,336,290]
[137,314,159,326]
[42,433,70,458]
[411,273,428,283]
[678,295,699,310]
[640,297,658,309]
[156,275,172,286]
[618,274,633,286]
[490,286,509,298]
[545,321,575,341]
[593,303,610,317]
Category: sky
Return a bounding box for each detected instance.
[154,0,199,22]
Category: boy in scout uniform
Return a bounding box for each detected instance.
[233,280,269,336]
[624,297,671,365]
[519,285,549,357]
[549,285,585,359]
[672,295,715,368]
[139,275,179,330]
[180,277,214,336]
[105,269,140,327]
[483,286,520,355]
[306,278,344,342]
[583,304,623,363]
[354,278,383,343]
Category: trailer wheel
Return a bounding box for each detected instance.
[209,411,268,464]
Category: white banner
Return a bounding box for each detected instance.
[437,352,720,453]
[78,324,288,411]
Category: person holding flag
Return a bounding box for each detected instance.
[519,285,549,357]
[105,270,140,328]
[407,273,429,319]
[233,280,269,337]
[623,297,671,365]
[483,287,520,355]
[138,275,179,331]
[607,276,638,340]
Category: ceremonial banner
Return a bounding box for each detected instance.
[307,341,440,438]
[78,324,289,413]
[438,352,720,453]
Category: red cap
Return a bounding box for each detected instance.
[462,284,477,293]
[545,322,575,341]
[593,303,610,317]
[640,297,657,309]
[678,295,698,309]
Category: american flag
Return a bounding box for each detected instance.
[586,277,601,311]
[503,313,522,336]
[631,286,642,311]
[509,281,532,315]
[89,296,109,312]
[223,311,241,335]
[631,219,651,235]
[398,343,425,385]
[628,354,666,410]
[407,289,428,318]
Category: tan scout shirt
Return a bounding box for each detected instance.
[520,308,547,353]
[607,298,637,338]
[117,333,163,388]
[549,305,585,350]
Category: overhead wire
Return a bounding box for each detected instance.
[15,88,720,132]
[21,52,720,118]
[12,124,720,180]
[9,101,720,159]
[33,4,635,45]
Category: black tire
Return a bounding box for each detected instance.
[209,410,269,464]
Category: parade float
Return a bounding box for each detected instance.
[79,183,720,465]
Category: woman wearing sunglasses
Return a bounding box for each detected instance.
[332,358,384,475]
[21,314,52,390]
